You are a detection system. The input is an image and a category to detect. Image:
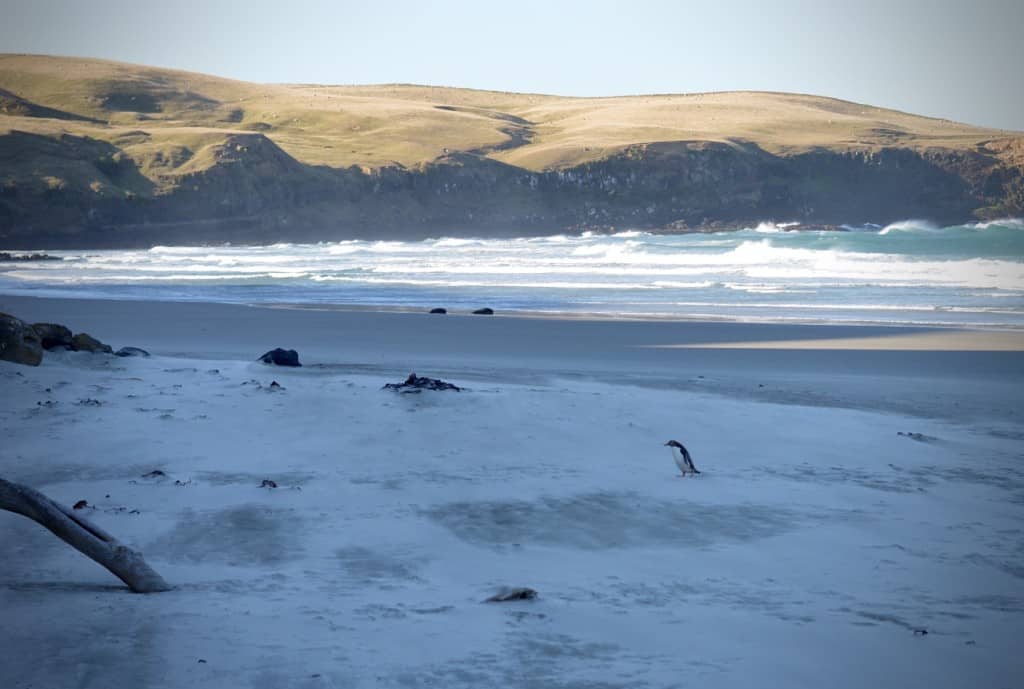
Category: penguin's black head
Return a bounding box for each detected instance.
[664,440,682,449]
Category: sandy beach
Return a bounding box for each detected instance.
[2,295,1023,688]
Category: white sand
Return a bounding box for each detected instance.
[1,296,1022,688]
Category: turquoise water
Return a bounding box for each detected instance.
[2,219,1023,327]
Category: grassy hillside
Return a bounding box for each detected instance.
[0,54,1021,247]
[2,54,1017,174]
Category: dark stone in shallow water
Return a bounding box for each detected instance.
[258,348,301,366]
[429,308,447,314]
[115,346,150,357]
[383,372,461,393]
[472,307,494,315]
[0,252,60,262]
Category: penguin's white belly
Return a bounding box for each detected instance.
[669,447,691,475]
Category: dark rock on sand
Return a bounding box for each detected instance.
[32,323,73,350]
[258,348,301,367]
[71,332,113,354]
[383,372,462,393]
[115,346,150,357]
[429,308,447,314]
[72,500,89,510]
[472,307,494,315]
[260,479,278,489]
[485,587,538,602]
[0,312,43,366]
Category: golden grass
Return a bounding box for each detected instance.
[0,53,1019,177]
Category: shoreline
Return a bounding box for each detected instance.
[7,292,1024,345]
[4,290,1024,333]
[4,294,1023,427]
[264,300,1024,333]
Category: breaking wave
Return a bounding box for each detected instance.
[2,219,1022,327]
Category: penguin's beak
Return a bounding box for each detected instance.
[663,441,671,446]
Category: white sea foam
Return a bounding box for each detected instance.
[965,218,1024,230]
[3,220,1023,326]
[751,221,800,233]
[879,219,940,234]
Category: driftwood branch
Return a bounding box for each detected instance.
[0,477,170,593]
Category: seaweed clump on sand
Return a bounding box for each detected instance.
[383,373,461,393]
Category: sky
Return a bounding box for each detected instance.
[1,0,1021,131]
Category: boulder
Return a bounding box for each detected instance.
[258,348,301,367]
[472,307,494,315]
[71,332,113,354]
[0,312,43,366]
[429,308,447,314]
[32,323,73,350]
[115,346,150,357]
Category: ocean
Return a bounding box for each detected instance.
[3,219,1023,328]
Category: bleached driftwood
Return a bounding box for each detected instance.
[0,477,170,593]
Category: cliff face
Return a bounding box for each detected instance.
[3,135,1018,248]
[0,55,1021,248]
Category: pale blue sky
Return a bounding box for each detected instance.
[1,0,1021,130]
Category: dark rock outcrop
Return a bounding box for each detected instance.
[31,322,73,350]
[115,346,150,357]
[429,308,447,314]
[71,332,113,354]
[383,373,462,393]
[0,252,60,261]
[258,348,301,367]
[472,308,494,315]
[485,587,538,602]
[0,312,43,366]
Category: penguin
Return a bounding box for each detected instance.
[664,440,700,476]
